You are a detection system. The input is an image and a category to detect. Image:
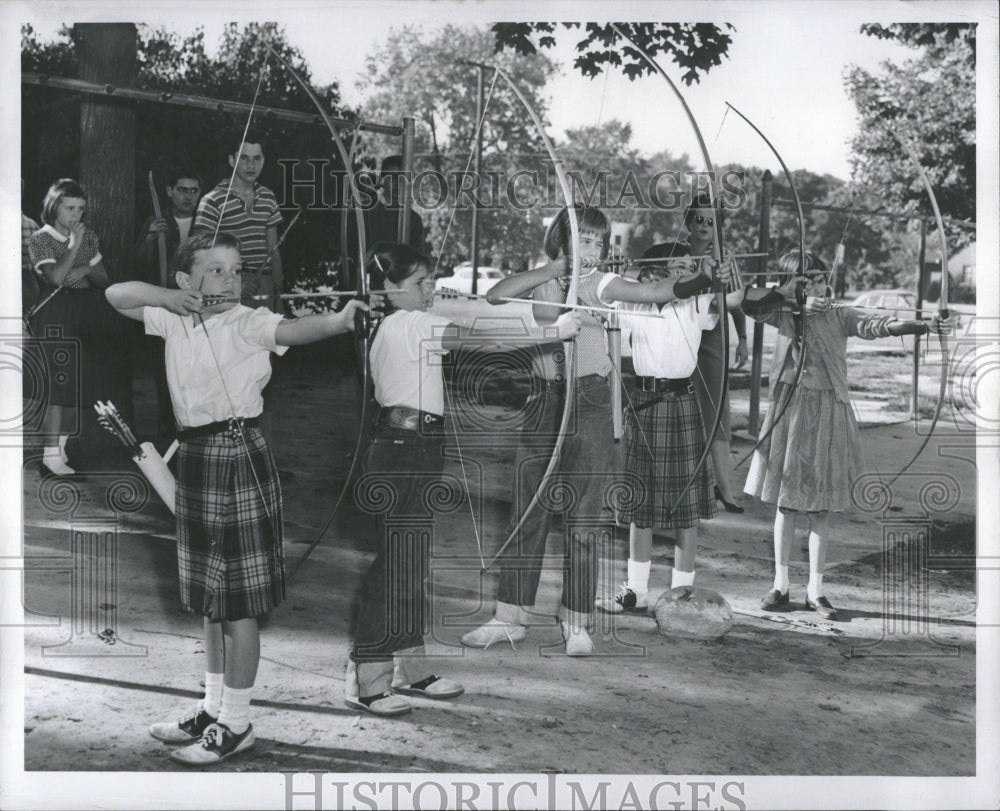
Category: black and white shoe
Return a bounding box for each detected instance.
[149,706,217,744]
[169,722,255,765]
[596,583,648,614]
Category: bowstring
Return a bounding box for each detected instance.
[432,68,499,278]
[198,43,275,521]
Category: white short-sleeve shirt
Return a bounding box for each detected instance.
[370,310,453,416]
[597,273,717,379]
[144,304,289,427]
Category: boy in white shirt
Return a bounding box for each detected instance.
[106,231,370,764]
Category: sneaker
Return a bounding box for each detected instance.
[393,674,464,700]
[41,451,74,476]
[560,621,594,656]
[169,722,255,765]
[345,692,412,717]
[149,705,217,744]
[461,618,526,650]
[596,583,648,615]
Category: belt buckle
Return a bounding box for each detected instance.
[227,417,244,440]
[388,408,419,431]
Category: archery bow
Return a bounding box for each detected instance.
[723,101,809,470]
[882,135,951,492]
[262,43,372,577]
[609,24,730,517]
[148,170,169,288]
[482,65,582,571]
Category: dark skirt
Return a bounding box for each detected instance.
[694,320,731,441]
[618,386,717,529]
[27,286,110,408]
[176,426,284,620]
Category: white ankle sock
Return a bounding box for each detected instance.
[203,672,224,717]
[808,572,823,600]
[58,435,69,461]
[626,559,651,594]
[671,568,696,589]
[773,565,789,594]
[217,685,253,734]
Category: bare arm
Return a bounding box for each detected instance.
[487,258,568,324]
[274,299,367,345]
[86,260,109,290]
[106,281,201,322]
[440,311,580,351]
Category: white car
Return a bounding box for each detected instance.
[435,264,505,296]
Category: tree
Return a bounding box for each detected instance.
[492,22,734,85]
[844,23,975,248]
[358,25,559,272]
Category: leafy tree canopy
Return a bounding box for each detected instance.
[492,22,734,85]
[845,23,975,246]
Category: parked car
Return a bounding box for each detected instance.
[435,263,505,296]
[851,289,917,317]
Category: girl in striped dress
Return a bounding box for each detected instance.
[744,250,954,619]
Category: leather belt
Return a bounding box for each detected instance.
[635,376,693,394]
[377,406,444,432]
[177,417,259,441]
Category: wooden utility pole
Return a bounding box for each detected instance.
[75,23,136,284]
[74,23,137,459]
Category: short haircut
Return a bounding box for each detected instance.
[166,167,202,189]
[640,242,690,261]
[230,127,268,157]
[171,231,242,279]
[543,204,611,260]
[778,249,827,276]
[39,178,87,226]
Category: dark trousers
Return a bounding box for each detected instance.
[496,375,616,623]
[352,427,445,663]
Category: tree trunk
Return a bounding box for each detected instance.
[74,23,138,465]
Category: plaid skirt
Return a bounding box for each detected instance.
[618,386,717,529]
[176,426,284,620]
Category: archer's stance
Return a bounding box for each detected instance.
[105,232,368,765]
[743,250,953,619]
[350,243,579,716]
[461,205,617,656]
[595,244,743,613]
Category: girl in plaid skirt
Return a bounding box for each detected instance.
[743,251,955,620]
[106,232,370,764]
[594,245,745,614]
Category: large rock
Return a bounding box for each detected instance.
[654,586,733,640]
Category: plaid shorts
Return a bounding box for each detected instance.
[619,386,717,529]
[176,426,285,620]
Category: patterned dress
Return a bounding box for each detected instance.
[744,306,898,511]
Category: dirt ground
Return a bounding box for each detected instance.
[18,336,979,778]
